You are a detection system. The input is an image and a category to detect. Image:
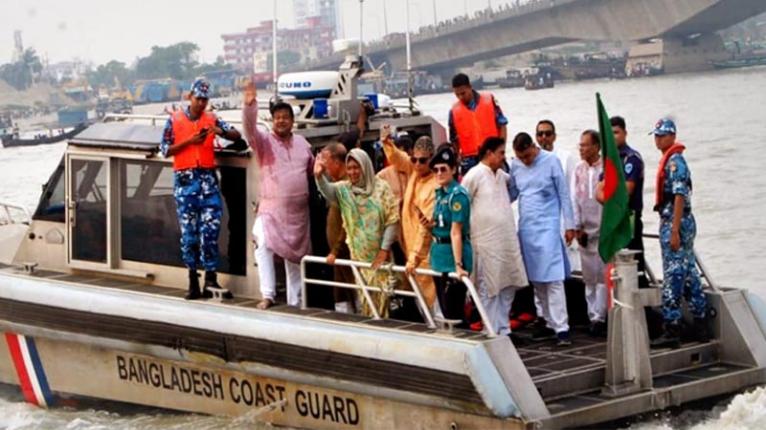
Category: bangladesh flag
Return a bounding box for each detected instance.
[597,93,633,262]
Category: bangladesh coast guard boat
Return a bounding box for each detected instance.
[0,56,765,429]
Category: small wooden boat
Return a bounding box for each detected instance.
[0,123,89,148]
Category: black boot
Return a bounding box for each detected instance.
[203,271,233,299]
[651,322,681,349]
[185,270,201,300]
[693,317,711,343]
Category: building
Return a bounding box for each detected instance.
[221,0,339,76]
[294,0,341,37]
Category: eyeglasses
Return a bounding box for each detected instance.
[410,156,429,165]
[536,130,554,137]
[432,166,451,174]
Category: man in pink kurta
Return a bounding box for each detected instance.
[242,85,313,308]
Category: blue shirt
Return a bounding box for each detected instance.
[160,107,235,158]
[620,144,644,213]
[509,150,575,283]
[447,90,508,145]
[659,153,692,221]
[430,179,473,274]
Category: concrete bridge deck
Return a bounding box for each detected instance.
[303,0,766,75]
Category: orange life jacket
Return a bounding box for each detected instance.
[171,110,217,171]
[451,93,499,158]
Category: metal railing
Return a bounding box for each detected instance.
[103,112,271,131]
[0,201,31,226]
[643,232,720,292]
[300,256,498,337]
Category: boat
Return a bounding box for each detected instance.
[497,69,525,89]
[523,67,555,90]
[0,123,89,148]
[712,56,766,69]
[1,54,766,429]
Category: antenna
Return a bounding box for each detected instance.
[405,0,414,112]
[358,0,364,59]
[272,0,279,101]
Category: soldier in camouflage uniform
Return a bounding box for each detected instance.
[649,119,709,348]
[161,79,241,299]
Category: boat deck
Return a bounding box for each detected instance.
[1,262,762,428]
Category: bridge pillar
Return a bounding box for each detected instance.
[627,33,729,76]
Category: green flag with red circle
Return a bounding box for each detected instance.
[597,93,633,262]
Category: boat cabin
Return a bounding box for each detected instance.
[11,100,446,299]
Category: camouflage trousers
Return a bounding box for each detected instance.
[659,215,707,323]
[174,169,222,271]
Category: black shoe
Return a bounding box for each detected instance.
[202,271,234,300]
[185,270,201,300]
[204,271,221,289]
[532,324,556,340]
[589,321,607,338]
[508,332,528,347]
[556,331,572,347]
[651,322,681,349]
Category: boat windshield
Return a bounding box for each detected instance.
[119,160,247,275]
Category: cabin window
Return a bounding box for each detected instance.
[71,159,108,263]
[119,160,246,275]
[33,159,66,223]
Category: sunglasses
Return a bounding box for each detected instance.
[410,156,430,165]
[432,166,451,174]
[536,130,554,137]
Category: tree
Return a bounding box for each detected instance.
[0,48,42,90]
[87,60,133,89]
[135,42,200,80]
[266,50,302,71]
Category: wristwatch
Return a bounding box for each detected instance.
[455,261,464,268]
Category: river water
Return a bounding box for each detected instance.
[0,67,765,429]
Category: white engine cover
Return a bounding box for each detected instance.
[277,71,338,99]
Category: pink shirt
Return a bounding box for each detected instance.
[242,104,313,263]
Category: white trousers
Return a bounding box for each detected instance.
[532,281,569,334]
[253,217,302,306]
[477,260,516,336]
[585,283,607,323]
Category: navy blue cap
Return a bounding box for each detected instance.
[650,118,677,136]
[190,79,210,99]
[430,145,457,169]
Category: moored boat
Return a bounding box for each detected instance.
[0,123,89,148]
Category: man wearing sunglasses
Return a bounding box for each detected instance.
[449,73,508,176]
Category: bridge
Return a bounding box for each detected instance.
[302,0,766,75]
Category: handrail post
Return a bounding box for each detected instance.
[458,275,497,337]
[350,265,381,320]
[693,249,720,292]
[602,250,653,397]
[300,258,308,309]
[406,273,437,329]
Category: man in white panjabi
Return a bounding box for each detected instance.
[462,137,528,337]
[573,130,607,337]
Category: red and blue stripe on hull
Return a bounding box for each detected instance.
[4,332,54,407]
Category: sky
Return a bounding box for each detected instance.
[1,0,518,67]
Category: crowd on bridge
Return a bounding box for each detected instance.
[367,0,569,50]
[161,75,711,350]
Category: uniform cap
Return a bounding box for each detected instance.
[429,145,457,169]
[190,79,210,99]
[650,118,676,136]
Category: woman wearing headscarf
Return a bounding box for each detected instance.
[315,148,400,317]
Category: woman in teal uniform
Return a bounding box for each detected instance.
[429,145,473,327]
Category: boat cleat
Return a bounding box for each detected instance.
[434,316,463,334]
[204,287,234,301]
